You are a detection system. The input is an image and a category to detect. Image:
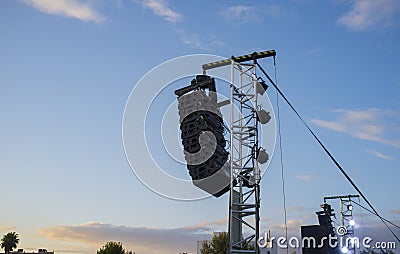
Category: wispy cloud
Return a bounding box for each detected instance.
[0,226,17,232]
[219,5,259,23]
[287,206,304,212]
[138,0,182,22]
[38,221,212,254]
[265,4,288,18]
[311,108,400,148]
[366,150,395,160]
[180,32,208,50]
[390,209,400,215]
[296,175,313,181]
[306,48,321,55]
[311,119,346,132]
[22,0,106,23]
[185,218,227,231]
[178,31,227,51]
[338,0,400,31]
[271,219,304,236]
[219,4,289,24]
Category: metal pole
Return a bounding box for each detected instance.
[229,59,235,254]
[253,59,260,254]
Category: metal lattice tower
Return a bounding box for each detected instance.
[202,51,276,254]
[228,59,260,254]
[324,194,360,254]
[340,196,358,254]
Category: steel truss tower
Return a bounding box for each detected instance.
[203,50,276,254]
[228,59,261,254]
[324,195,360,254]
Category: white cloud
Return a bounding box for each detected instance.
[219,5,259,23]
[265,4,288,18]
[211,39,226,47]
[309,119,346,132]
[139,0,182,22]
[178,31,226,51]
[338,0,400,31]
[180,33,208,50]
[306,48,321,55]
[311,108,400,148]
[271,219,304,236]
[296,175,312,181]
[366,150,395,160]
[390,209,400,215]
[22,0,106,23]
[184,218,227,231]
[287,206,304,212]
[220,4,289,24]
[0,226,17,232]
[38,221,213,254]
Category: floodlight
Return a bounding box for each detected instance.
[257,148,269,164]
[256,78,268,95]
[242,173,255,188]
[347,204,353,211]
[349,219,355,226]
[257,109,271,124]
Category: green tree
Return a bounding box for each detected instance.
[97,241,133,254]
[201,232,228,254]
[1,232,20,254]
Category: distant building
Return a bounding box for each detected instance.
[0,249,54,254]
[196,240,206,254]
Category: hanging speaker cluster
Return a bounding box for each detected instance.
[176,75,230,197]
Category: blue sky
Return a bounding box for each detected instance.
[1,0,400,253]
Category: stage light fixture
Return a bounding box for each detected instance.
[257,109,271,124]
[347,204,353,211]
[257,148,269,164]
[256,78,268,95]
